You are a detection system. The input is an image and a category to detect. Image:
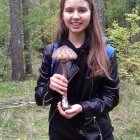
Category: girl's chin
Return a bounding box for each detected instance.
[69,28,84,32]
[70,30,85,35]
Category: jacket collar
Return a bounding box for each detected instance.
[58,38,90,55]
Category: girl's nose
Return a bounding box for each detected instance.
[72,11,80,19]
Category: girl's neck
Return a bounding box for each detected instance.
[68,32,85,48]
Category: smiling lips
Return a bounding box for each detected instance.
[71,22,81,28]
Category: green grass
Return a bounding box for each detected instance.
[0,106,49,140]
[111,81,140,140]
[0,80,49,140]
[0,80,140,140]
[0,80,35,101]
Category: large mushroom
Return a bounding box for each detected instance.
[52,45,77,111]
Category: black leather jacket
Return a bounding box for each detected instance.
[35,43,120,140]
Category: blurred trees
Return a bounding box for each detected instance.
[0,0,140,84]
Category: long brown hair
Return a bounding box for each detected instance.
[55,0,110,79]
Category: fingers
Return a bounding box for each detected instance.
[65,104,83,114]
[50,82,67,94]
[57,102,70,119]
[49,74,68,95]
[57,102,66,116]
[65,108,77,114]
[57,102,72,119]
[57,102,83,119]
[54,74,68,83]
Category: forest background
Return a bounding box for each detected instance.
[0,0,140,139]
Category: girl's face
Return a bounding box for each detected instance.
[63,0,91,36]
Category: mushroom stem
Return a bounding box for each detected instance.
[61,61,71,111]
[62,61,66,78]
[61,95,71,111]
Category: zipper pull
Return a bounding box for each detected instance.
[99,133,103,140]
[93,116,96,126]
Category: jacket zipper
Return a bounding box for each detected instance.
[49,107,57,123]
[48,107,57,134]
[94,117,103,140]
[88,77,103,140]
[84,117,95,125]
[43,91,53,106]
[43,91,48,106]
[84,116,103,140]
[88,77,93,99]
[42,82,54,106]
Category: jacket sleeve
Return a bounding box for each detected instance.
[80,53,120,118]
[35,45,54,106]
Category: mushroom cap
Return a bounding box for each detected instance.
[52,45,77,61]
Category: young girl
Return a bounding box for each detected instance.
[35,0,120,139]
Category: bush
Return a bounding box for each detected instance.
[106,9,140,84]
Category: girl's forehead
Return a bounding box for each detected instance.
[64,0,89,8]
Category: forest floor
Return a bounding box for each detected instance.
[0,79,140,140]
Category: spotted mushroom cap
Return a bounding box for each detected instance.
[52,45,77,61]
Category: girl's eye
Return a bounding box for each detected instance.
[79,9,87,13]
[65,9,73,13]
[64,8,88,13]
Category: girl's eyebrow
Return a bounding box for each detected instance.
[65,6,88,9]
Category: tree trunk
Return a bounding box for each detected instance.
[39,0,44,4]
[94,0,105,31]
[22,0,32,74]
[126,0,138,44]
[9,0,24,81]
[50,0,55,12]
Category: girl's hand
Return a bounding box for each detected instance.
[49,74,68,95]
[57,102,83,119]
